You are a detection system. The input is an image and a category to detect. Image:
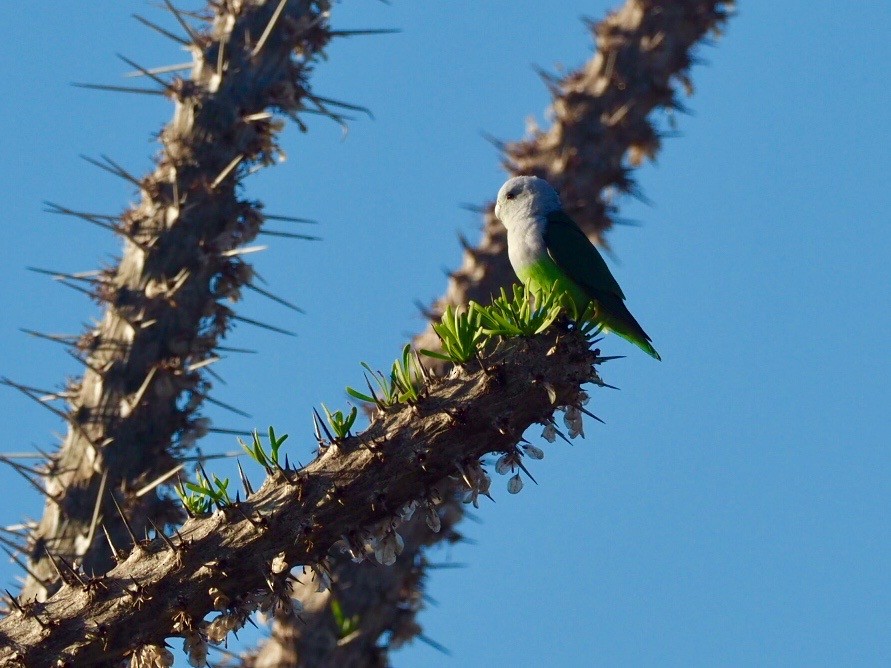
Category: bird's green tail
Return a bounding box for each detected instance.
[592,290,661,361]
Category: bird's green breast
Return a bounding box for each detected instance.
[517,256,591,313]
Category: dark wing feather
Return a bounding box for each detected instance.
[544,210,625,299]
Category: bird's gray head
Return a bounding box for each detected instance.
[494,176,563,229]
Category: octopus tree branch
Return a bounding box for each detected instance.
[18,0,337,602]
[254,1,735,666]
[0,327,599,666]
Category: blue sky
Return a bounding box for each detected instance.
[1,2,889,666]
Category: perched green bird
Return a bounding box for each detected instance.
[494,176,661,360]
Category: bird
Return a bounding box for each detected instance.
[494,175,660,360]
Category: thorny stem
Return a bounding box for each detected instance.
[0,327,597,666]
[18,0,336,602]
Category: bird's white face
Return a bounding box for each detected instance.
[494,176,563,230]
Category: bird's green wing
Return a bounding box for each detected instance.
[544,210,625,299]
[545,209,661,360]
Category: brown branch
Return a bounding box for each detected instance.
[18,0,336,602]
[0,327,598,666]
[250,1,735,665]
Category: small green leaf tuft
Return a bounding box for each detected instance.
[321,404,358,440]
[423,305,485,364]
[472,283,563,338]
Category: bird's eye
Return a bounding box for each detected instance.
[505,192,516,200]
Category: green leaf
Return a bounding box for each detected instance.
[419,348,452,361]
[346,386,375,403]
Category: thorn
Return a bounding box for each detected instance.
[204,364,226,388]
[417,634,451,656]
[311,95,374,119]
[363,373,385,410]
[1,547,50,588]
[5,589,23,613]
[147,518,177,552]
[480,131,506,151]
[230,314,297,337]
[258,229,321,241]
[577,406,605,424]
[424,562,468,570]
[414,350,432,385]
[201,394,252,419]
[116,53,172,90]
[593,379,620,390]
[216,345,258,354]
[592,355,625,363]
[311,411,324,446]
[414,299,437,320]
[232,504,264,529]
[0,379,59,401]
[261,213,318,225]
[514,458,538,485]
[458,202,487,214]
[302,96,353,131]
[187,356,221,372]
[244,283,305,313]
[1,378,72,426]
[44,201,121,235]
[284,110,309,133]
[43,549,66,582]
[53,278,96,300]
[330,28,401,37]
[26,266,102,284]
[160,0,201,45]
[0,532,26,554]
[312,408,334,443]
[72,82,167,96]
[56,554,87,587]
[20,329,79,346]
[127,366,158,413]
[101,523,122,561]
[236,460,254,497]
[79,154,142,188]
[251,0,288,58]
[132,14,189,46]
[220,245,267,257]
[84,469,109,552]
[134,463,184,498]
[0,456,59,506]
[208,427,253,437]
[66,348,107,376]
[215,34,226,79]
[210,154,244,190]
[108,493,139,548]
[549,420,573,445]
[532,64,562,95]
[180,451,241,462]
[612,217,642,227]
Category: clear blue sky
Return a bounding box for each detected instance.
[1,2,889,666]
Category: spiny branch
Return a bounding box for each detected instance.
[16,0,339,603]
[0,325,597,665]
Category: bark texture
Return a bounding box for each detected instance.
[0,327,598,666]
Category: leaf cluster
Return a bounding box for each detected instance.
[176,471,232,516]
[239,426,289,472]
[346,344,426,408]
